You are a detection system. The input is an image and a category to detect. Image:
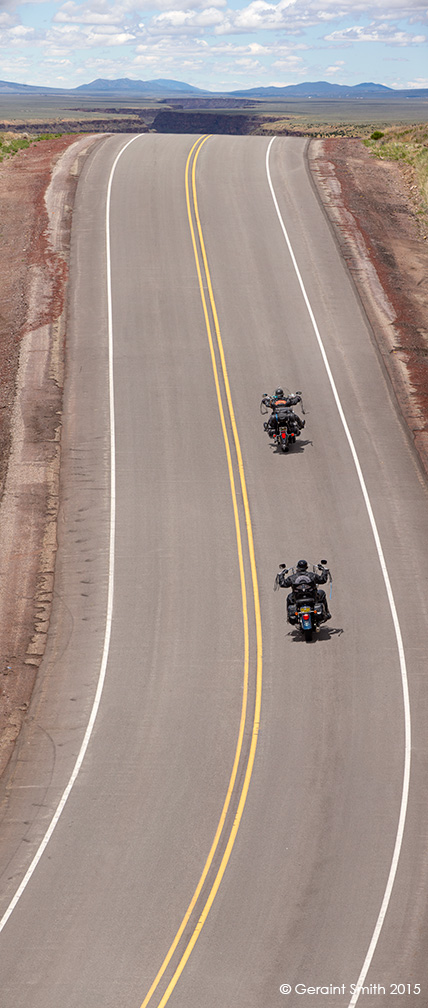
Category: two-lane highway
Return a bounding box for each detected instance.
[1,133,428,1008]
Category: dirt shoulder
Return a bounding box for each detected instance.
[0,134,427,778]
[0,134,101,777]
[309,137,428,473]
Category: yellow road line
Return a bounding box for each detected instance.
[140,135,262,1008]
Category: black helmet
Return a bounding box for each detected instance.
[296,559,308,570]
[275,387,284,397]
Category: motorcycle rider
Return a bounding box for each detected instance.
[262,387,305,438]
[276,559,331,622]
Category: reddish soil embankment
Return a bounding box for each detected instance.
[309,138,428,471]
[0,134,100,776]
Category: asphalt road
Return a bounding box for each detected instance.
[1,133,428,1008]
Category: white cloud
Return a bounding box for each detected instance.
[272,57,306,74]
[215,0,297,35]
[324,23,427,44]
[234,55,262,66]
[54,0,226,25]
[0,9,17,27]
[406,76,428,85]
[133,34,211,69]
[54,1,135,26]
[219,0,428,35]
[1,0,428,89]
[209,39,306,54]
[9,22,32,34]
[305,0,427,16]
[149,6,224,32]
[102,30,136,42]
[325,59,345,71]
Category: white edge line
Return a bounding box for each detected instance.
[0,133,142,935]
[266,136,411,1006]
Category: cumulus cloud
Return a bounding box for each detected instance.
[47,0,428,41]
[210,39,303,54]
[148,6,224,32]
[215,0,297,35]
[0,11,16,27]
[43,20,136,52]
[272,57,306,74]
[2,0,428,89]
[325,60,346,72]
[54,0,226,24]
[303,0,427,15]
[324,22,426,44]
[55,0,137,25]
[7,22,34,39]
[207,0,428,35]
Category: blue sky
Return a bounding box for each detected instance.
[0,0,427,91]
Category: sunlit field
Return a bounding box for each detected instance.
[0,92,427,134]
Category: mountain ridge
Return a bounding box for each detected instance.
[0,76,427,100]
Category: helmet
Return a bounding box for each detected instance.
[296,559,308,570]
[275,388,284,397]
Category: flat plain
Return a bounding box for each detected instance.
[1,92,428,135]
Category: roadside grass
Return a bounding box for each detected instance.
[254,116,427,139]
[364,123,428,214]
[258,115,428,219]
[255,117,369,137]
[0,132,62,161]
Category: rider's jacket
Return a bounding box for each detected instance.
[266,394,300,410]
[278,568,328,592]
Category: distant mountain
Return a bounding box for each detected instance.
[0,76,210,96]
[73,77,210,95]
[0,79,68,94]
[230,81,395,98]
[357,82,393,90]
[0,76,427,100]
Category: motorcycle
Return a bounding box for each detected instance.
[278,561,331,641]
[271,408,301,453]
[260,390,305,453]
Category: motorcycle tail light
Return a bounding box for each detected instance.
[281,431,286,439]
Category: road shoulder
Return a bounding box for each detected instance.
[0,135,102,778]
[308,137,428,477]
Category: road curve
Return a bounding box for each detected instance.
[0,134,428,1008]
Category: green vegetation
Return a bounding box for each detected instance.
[0,134,30,159]
[261,116,428,216]
[364,124,428,212]
[255,115,427,140]
[34,132,62,141]
[0,132,62,160]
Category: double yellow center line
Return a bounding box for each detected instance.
[140,135,263,1008]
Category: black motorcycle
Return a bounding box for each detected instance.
[279,561,331,641]
[270,408,302,453]
[260,390,305,453]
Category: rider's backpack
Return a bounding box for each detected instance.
[275,407,292,424]
[292,574,315,599]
